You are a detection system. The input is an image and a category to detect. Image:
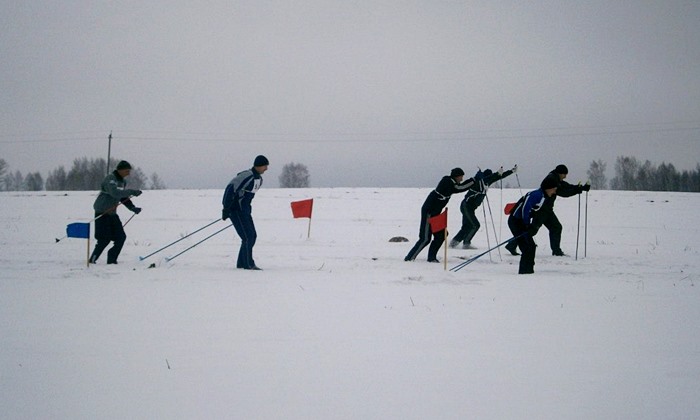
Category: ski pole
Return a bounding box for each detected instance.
[122,213,137,228]
[139,218,221,261]
[164,223,232,262]
[499,179,503,247]
[575,193,581,260]
[515,172,523,197]
[482,204,493,262]
[450,234,523,272]
[584,190,589,258]
[484,194,502,261]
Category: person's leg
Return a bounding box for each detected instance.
[427,229,445,262]
[240,213,258,268]
[231,212,249,268]
[106,215,126,264]
[451,202,470,246]
[462,209,481,246]
[405,210,431,261]
[505,215,520,255]
[90,215,111,263]
[518,236,537,274]
[231,212,258,269]
[546,213,564,255]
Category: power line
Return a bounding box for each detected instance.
[1,122,698,144]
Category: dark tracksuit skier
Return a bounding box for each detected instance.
[451,166,516,249]
[533,165,590,256]
[404,168,474,263]
[505,164,590,256]
[89,160,142,264]
[507,175,558,274]
[222,155,269,270]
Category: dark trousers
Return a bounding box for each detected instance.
[453,202,480,244]
[91,213,126,264]
[532,210,563,253]
[405,208,444,261]
[230,210,257,268]
[508,216,537,274]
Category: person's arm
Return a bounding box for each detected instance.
[556,180,582,198]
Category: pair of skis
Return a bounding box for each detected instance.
[139,218,230,263]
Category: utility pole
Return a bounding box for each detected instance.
[106,131,112,175]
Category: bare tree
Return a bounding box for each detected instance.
[24,172,44,191]
[45,166,68,191]
[279,162,310,188]
[4,170,24,191]
[149,173,166,190]
[0,159,8,191]
[610,156,639,190]
[586,159,607,189]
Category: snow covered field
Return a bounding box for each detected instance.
[1,187,699,419]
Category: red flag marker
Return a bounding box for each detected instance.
[291,198,313,219]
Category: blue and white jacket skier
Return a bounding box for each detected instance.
[222,168,263,214]
[510,188,547,225]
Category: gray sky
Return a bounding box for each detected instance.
[1,0,699,189]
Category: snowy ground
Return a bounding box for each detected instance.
[1,187,699,419]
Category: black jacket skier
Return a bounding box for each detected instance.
[404,168,474,263]
[451,166,516,249]
[89,161,142,264]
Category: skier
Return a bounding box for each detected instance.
[222,155,269,270]
[507,175,558,274]
[450,165,516,249]
[506,164,590,256]
[404,168,474,263]
[89,160,142,264]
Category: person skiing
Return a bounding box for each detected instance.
[450,165,516,249]
[404,168,475,263]
[89,160,142,264]
[506,164,590,256]
[507,175,558,274]
[222,155,269,270]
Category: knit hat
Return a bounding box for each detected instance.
[116,160,132,170]
[540,174,559,190]
[483,169,493,177]
[253,155,269,167]
[450,167,465,178]
[554,164,569,175]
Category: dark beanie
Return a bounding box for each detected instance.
[254,155,269,167]
[541,174,559,190]
[554,164,569,175]
[116,160,132,170]
[450,167,465,178]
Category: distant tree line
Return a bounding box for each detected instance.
[0,157,166,191]
[588,156,700,192]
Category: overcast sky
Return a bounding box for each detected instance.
[1,0,699,189]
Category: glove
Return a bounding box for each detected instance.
[497,166,504,176]
[581,183,591,192]
[222,209,230,221]
[132,190,143,197]
[132,207,142,214]
[512,164,518,173]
